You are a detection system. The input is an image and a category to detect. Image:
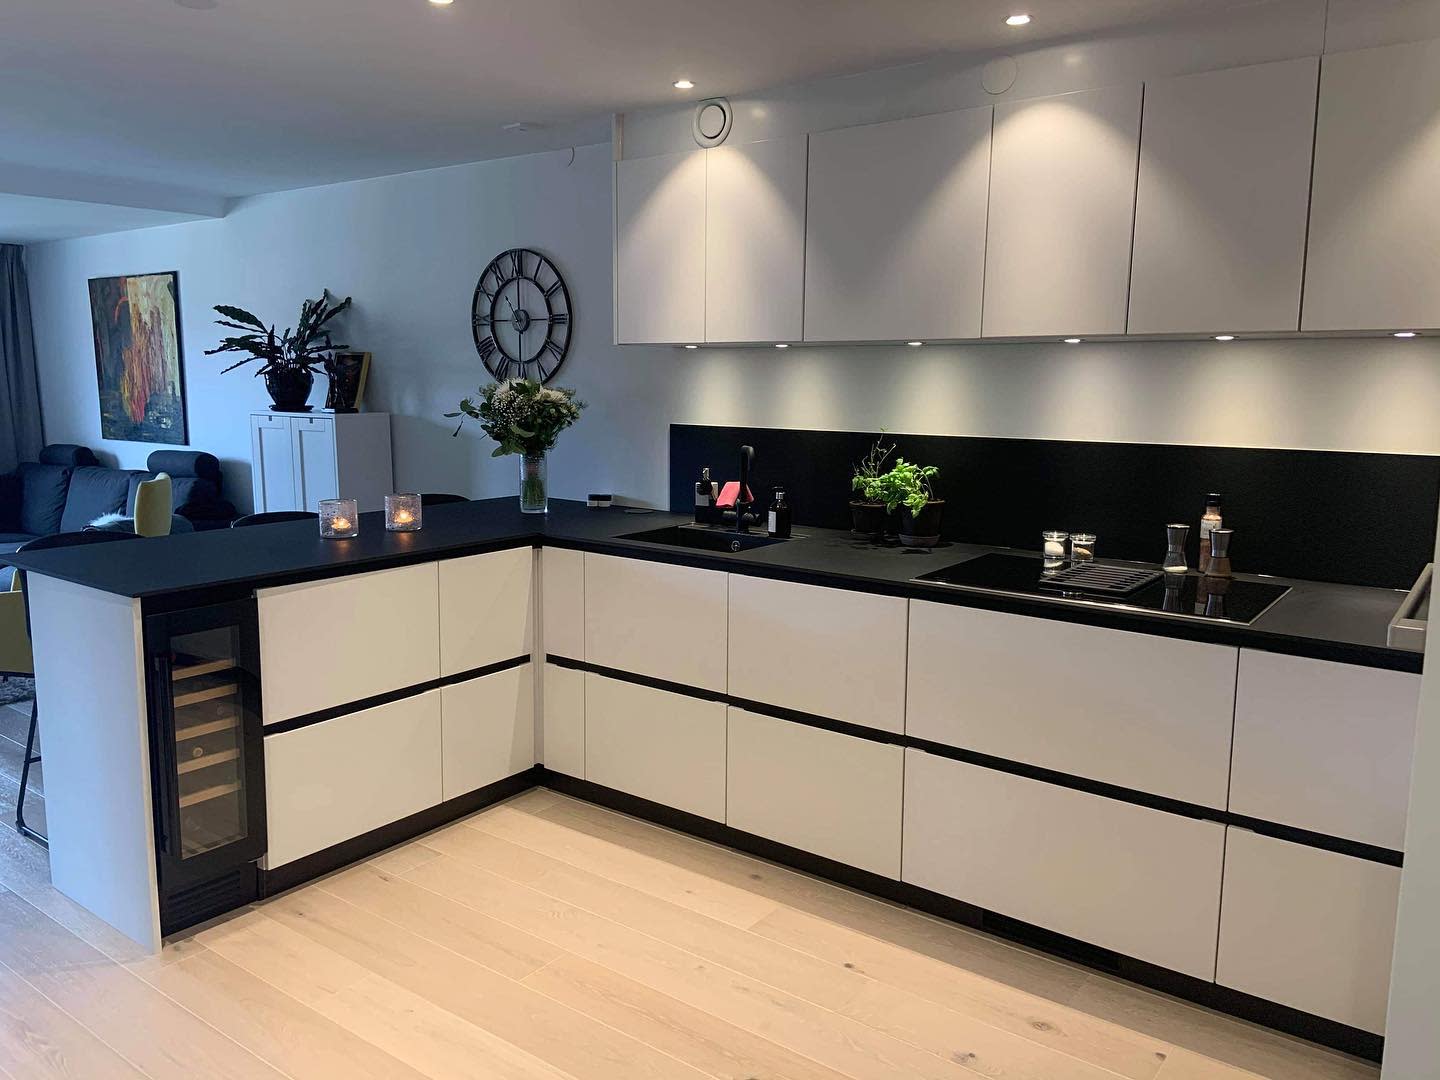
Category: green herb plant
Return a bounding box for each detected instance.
[850,435,896,501]
[854,458,939,515]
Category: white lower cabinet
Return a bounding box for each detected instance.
[726,708,903,877]
[541,663,585,777]
[727,576,907,733]
[440,665,534,801]
[902,750,1225,979]
[907,600,1237,807]
[264,691,443,868]
[584,673,726,821]
[1217,829,1400,1034]
[541,547,585,661]
[437,548,534,677]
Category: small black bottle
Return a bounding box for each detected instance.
[767,488,792,539]
[694,467,716,508]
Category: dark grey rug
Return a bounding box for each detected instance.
[0,678,35,707]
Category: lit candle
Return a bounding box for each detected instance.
[319,498,360,538]
[384,493,423,532]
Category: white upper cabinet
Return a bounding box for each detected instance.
[983,84,1142,338]
[1303,38,1440,332]
[705,137,807,344]
[1129,58,1319,335]
[804,107,992,342]
[615,149,706,344]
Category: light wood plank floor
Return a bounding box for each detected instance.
[0,765,1381,1080]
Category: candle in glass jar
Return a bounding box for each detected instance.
[384,493,423,532]
[319,498,359,539]
[1070,533,1097,562]
[1042,530,1068,563]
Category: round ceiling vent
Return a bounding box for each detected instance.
[692,98,733,148]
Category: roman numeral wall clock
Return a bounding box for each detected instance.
[471,248,573,383]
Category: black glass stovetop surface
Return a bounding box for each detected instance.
[915,553,1290,625]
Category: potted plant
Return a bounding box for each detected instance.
[857,457,943,547]
[446,378,585,514]
[206,291,352,412]
[849,435,895,540]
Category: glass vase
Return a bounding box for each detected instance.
[519,452,548,514]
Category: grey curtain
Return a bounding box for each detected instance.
[0,245,43,474]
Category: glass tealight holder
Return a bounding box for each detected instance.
[1070,532,1097,563]
[318,498,359,539]
[385,493,422,532]
[1042,530,1069,568]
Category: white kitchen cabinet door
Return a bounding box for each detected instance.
[903,750,1225,979]
[983,84,1142,338]
[1129,58,1318,335]
[906,600,1236,807]
[705,137,807,344]
[264,690,443,868]
[1304,38,1440,332]
[1231,651,1419,850]
[584,673,726,821]
[615,149,706,344]
[248,414,294,514]
[541,547,585,661]
[437,547,534,676]
[728,575,906,733]
[258,563,440,724]
[804,106,991,342]
[727,708,902,877]
[440,664,534,800]
[541,663,585,777]
[583,553,727,691]
[1217,829,1400,1033]
[290,416,337,513]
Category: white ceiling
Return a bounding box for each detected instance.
[0,192,206,244]
[0,0,1268,208]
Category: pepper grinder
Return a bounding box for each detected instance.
[1203,527,1234,578]
[1163,524,1190,574]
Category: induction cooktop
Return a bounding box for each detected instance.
[914,553,1290,625]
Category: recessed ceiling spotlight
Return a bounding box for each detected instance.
[1063,337,1082,344]
[774,343,789,348]
[1394,331,1418,338]
[428,0,454,5]
[673,79,695,90]
[907,341,924,347]
[1005,13,1032,26]
[1214,334,1235,341]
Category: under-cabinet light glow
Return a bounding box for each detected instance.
[1214,335,1235,341]
[1394,331,1418,338]
[907,341,924,347]
[673,79,695,90]
[1063,337,1082,344]
[774,343,789,348]
[684,344,699,349]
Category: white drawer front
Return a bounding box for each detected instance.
[1231,650,1419,850]
[264,691,442,868]
[440,664,534,801]
[541,547,585,661]
[727,709,902,876]
[1217,829,1400,1033]
[902,750,1224,979]
[728,576,907,733]
[584,553,727,692]
[907,600,1237,807]
[258,564,440,724]
[541,663,585,777]
[438,548,534,676]
[584,674,726,821]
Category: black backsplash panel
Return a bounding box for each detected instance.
[670,425,1440,589]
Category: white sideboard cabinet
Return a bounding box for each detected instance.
[248,411,394,514]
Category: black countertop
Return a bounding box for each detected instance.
[6,498,1419,673]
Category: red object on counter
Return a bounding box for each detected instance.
[715,482,753,508]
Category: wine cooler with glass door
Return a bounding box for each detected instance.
[145,599,266,934]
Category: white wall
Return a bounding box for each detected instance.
[24,1,1440,514]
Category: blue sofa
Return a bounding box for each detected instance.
[0,445,236,567]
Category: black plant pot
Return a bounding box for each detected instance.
[900,500,944,547]
[264,367,315,412]
[850,501,888,541]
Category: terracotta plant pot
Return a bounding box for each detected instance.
[849,501,888,540]
[264,367,314,412]
[899,500,944,547]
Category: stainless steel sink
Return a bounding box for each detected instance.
[618,524,786,554]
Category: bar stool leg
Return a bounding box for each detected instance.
[16,697,46,848]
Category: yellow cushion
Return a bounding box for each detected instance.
[0,589,32,676]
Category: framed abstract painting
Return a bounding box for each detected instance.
[88,271,188,444]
